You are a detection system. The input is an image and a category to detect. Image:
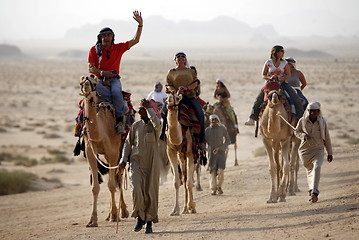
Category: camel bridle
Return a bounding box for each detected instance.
[80,76,97,97]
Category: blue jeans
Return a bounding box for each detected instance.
[295,89,309,110]
[96,77,125,118]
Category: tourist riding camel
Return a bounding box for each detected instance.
[245,45,304,126]
[88,10,143,134]
[165,52,205,150]
[213,79,238,132]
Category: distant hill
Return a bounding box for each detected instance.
[285,48,334,58]
[10,16,359,58]
[61,16,359,57]
[57,49,87,59]
[0,44,26,58]
[65,16,280,48]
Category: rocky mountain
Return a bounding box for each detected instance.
[0,44,27,58]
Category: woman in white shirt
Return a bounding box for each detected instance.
[245,45,304,126]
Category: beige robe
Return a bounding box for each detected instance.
[122,108,162,222]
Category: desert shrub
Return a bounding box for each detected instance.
[43,133,62,139]
[47,149,66,155]
[14,158,38,167]
[252,146,267,157]
[346,138,359,145]
[0,152,37,167]
[40,155,73,165]
[0,169,38,195]
[337,133,351,139]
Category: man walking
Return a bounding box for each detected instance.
[205,114,230,195]
[295,102,333,202]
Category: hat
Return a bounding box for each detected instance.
[307,102,321,110]
[209,114,220,121]
[285,57,296,69]
[174,52,186,59]
[216,78,224,84]
[98,27,114,35]
[285,57,296,63]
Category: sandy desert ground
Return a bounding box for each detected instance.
[0,57,358,240]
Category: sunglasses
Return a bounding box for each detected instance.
[279,50,285,53]
[106,50,110,59]
[176,55,186,58]
[309,109,320,112]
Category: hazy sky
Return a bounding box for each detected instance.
[1,0,358,41]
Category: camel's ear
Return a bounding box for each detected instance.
[80,75,86,83]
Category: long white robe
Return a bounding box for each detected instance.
[122,108,162,222]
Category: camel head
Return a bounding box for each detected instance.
[267,90,282,107]
[203,102,214,115]
[80,75,98,97]
[165,92,182,108]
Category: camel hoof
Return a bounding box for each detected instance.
[182,209,189,214]
[279,197,286,202]
[234,161,239,166]
[86,222,98,227]
[288,191,296,196]
[266,199,277,204]
[121,209,129,219]
[190,209,197,214]
[196,186,203,191]
[106,213,119,222]
[295,188,301,192]
[170,212,180,216]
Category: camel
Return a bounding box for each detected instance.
[259,90,295,203]
[165,92,197,215]
[79,76,129,227]
[212,102,239,166]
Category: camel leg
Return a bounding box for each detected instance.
[278,139,291,202]
[263,138,278,203]
[181,156,189,214]
[288,136,298,196]
[186,154,196,214]
[117,168,129,219]
[293,139,301,193]
[167,147,181,216]
[234,142,239,166]
[195,162,203,191]
[85,145,100,227]
[106,167,118,222]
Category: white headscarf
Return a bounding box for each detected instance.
[174,52,190,68]
[302,102,326,140]
[209,114,220,123]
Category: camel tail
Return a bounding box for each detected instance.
[89,158,108,185]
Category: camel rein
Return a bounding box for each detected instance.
[277,113,297,131]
